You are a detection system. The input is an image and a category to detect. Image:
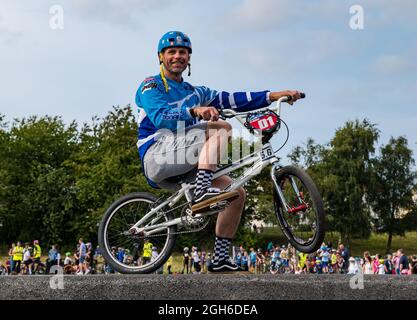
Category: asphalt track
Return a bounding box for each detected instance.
[1,274,417,300]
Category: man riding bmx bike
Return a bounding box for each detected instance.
[136,31,302,272]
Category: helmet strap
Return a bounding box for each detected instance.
[188,63,191,76]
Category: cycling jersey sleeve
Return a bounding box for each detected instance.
[136,79,194,131]
[195,86,272,112]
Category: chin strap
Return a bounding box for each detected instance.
[188,63,191,76]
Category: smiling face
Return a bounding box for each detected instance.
[160,47,190,77]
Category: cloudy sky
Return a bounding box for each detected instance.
[1,0,416,159]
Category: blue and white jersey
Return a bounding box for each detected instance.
[135,74,272,184]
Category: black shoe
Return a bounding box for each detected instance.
[193,187,222,203]
[208,259,241,273]
[192,189,240,213]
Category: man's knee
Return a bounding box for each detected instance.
[207,120,232,140]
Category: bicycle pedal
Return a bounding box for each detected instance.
[209,200,229,210]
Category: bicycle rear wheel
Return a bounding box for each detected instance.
[98,192,177,274]
[272,165,325,253]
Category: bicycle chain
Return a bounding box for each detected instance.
[130,202,211,239]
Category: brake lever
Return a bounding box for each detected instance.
[219,111,233,120]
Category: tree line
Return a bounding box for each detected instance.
[0,107,416,253]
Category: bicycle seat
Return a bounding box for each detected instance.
[157,168,198,191]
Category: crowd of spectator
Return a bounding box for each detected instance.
[172,241,417,275]
[2,239,417,276]
[0,238,109,276]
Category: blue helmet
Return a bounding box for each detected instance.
[158,31,192,54]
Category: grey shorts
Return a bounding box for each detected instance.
[144,122,208,190]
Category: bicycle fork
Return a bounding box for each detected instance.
[271,163,308,214]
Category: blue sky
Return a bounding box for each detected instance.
[1,0,416,159]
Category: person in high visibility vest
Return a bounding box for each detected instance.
[32,240,45,272]
[12,241,23,273]
[142,239,153,265]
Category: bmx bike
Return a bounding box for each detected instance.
[98,94,325,274]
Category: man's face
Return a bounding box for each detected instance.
[161,47,190,75]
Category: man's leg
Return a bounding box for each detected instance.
[209,175,246,272]
[193,121,235,203]
[211,175,246,238]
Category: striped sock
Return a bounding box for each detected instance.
[212,236,231,265]
[194,169,214,199]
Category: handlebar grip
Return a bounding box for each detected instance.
[218,111,234,119]
[286,92,306,101]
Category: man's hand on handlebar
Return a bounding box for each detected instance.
[270,90,304,105]
[191,106,219,121]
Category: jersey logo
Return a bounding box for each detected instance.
[141,82,157,93]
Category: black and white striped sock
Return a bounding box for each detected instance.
[194,169,214,199]
[212,236,231,265]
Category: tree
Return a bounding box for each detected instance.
[368,136,417,253]
[313,119,380,246]
[0,115,79,244]
[67,105,154,242]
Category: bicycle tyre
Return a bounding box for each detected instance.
[273,165,325,253]
[98,192,177,274]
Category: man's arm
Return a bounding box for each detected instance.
[198,86,302,112]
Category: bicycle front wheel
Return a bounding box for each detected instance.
[98,192,177,274]
[272,165,325,253]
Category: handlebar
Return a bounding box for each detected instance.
[219,92,306,121]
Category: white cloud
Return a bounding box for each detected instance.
[371,55,415,75]
[67,0,176,28]
[0,12,24,46]
[230,0,297,30]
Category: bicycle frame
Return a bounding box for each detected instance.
[128,96,293,236]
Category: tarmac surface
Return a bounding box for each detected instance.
[1,274,416,300]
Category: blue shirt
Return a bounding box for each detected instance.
[80,242,86,257]
[48,249,58,261]
[135,74,272,186]
[272,251,280,262]
[249,252,257,262]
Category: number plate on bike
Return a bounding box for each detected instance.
[260,146,274,160]
[245,110,280,134]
